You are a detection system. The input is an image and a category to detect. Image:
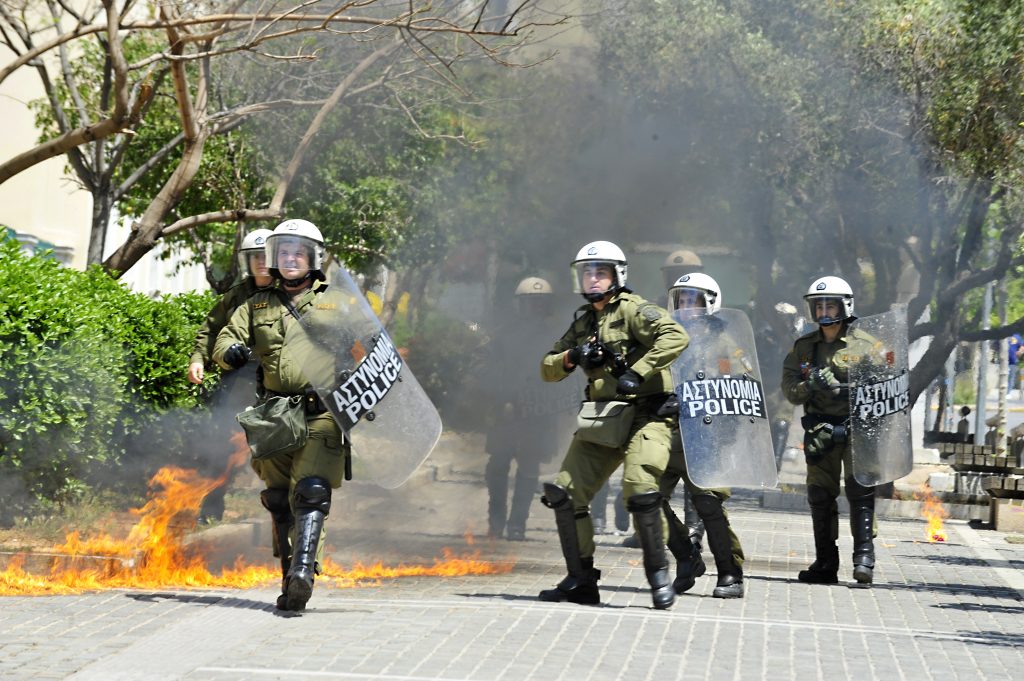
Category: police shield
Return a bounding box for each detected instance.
[293,267,442,489]
[670,308,778,489]
[847,306,912,487]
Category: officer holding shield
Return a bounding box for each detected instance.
[782,276,879,585]
[214,219,348,611]
[539,240,687,609]
[662,273,745,598]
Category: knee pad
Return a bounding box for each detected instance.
[542,482,570,509]
[626,490,662,514]
[807,485,834,510]
[293,477,332,514]
[691,493,724,521]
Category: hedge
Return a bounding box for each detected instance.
[0,235,215,523]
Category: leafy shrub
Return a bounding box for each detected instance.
[0,235,214,524]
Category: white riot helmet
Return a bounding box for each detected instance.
[668,272,721,315]
[571,240,627,302]
[267,219,326,283]
[515,276,553,296]
[804,276,854,326]
[237,228,274,278]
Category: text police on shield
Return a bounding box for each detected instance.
[678,376,766,420]
[329,333,403,430]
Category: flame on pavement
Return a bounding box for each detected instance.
[1,433,513,596]
[913,483,949,542]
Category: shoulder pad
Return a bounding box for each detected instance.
[637,303,666,322]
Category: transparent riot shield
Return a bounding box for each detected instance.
[847,306,913,487]
[669,308,779,489]
[293,267,442,489]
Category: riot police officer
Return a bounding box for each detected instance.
[187,228,274,523]
[214,219,349,610]
[782,276,877,585]
[662,273,745,598]
[539,241,687,609]
[188,228,275,386]
[484,276,561,541]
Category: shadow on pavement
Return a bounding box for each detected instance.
[955,630,1024,648]
[455,592,630,608]
[893,550,1022,571]
[933,601,1024,615]
[123,592,354,619]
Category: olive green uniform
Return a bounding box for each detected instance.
[541,290,688,557]
[782,323,881,583]
[213,280,348,494]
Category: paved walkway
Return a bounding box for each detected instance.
[2,471,1023,681]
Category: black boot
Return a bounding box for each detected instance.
[629,491,674,610]
[538,483,601,605]
[664,498,705,594]
[848,482,876,585]
[693,494,743,599]
[284,477,330,611]
[260,488,294,610]
[798,485,839,584]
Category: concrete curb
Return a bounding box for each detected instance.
[761,489,989,521]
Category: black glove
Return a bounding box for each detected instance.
[566,346,583,367]
[616,368,643,394]
[224,343,251,369]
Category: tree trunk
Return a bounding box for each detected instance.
[87,190,114,266]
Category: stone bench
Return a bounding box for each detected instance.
[945,447,1024,530]
[983,477,1024,532]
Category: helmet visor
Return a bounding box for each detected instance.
[239,247,269,279]
[806,296,845,325]
[572,261,617,296]
[668,288,707,313]
[268,235,317,280]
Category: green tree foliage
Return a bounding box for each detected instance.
[0,235,213,523]
[29,34,275,289]
[277,101,472,273]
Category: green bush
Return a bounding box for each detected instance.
[0,235,214,524]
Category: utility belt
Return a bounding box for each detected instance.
[262,388,328,417]
[801,412,849,433]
